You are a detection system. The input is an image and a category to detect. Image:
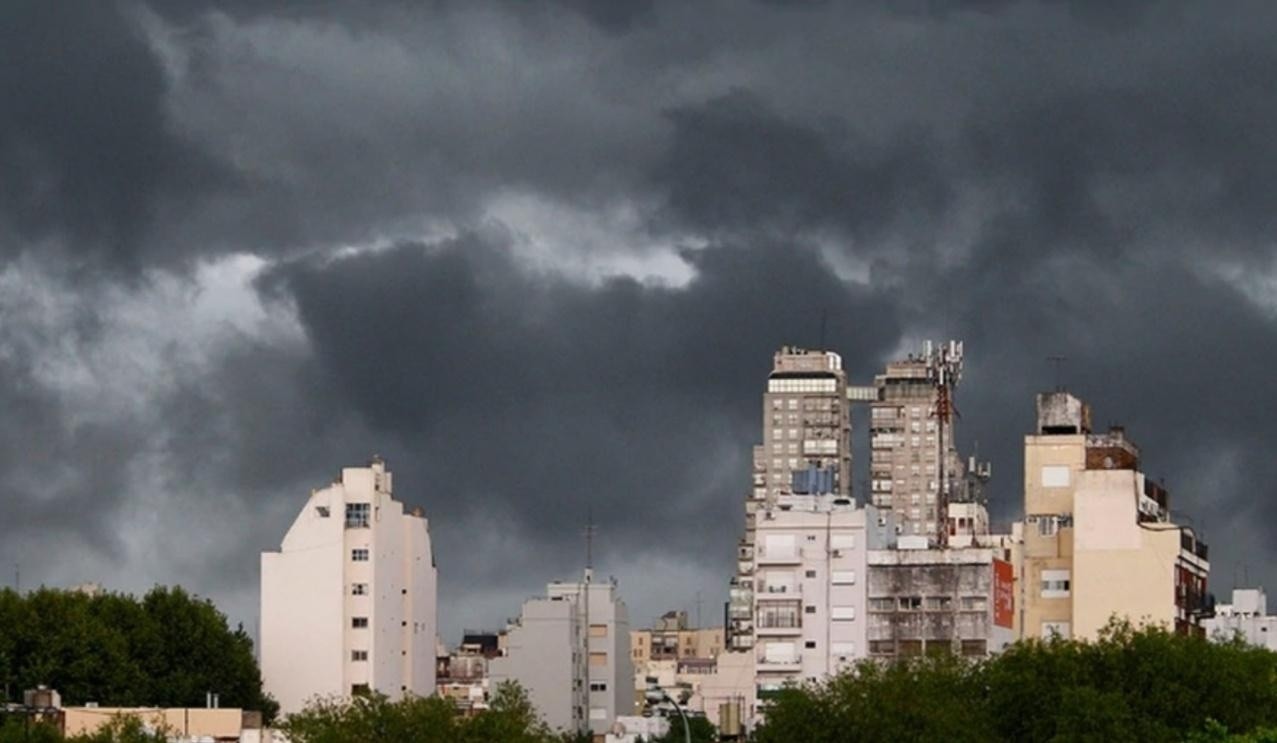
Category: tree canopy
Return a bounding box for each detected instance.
[756,622,1277,743]
[281,682,588,743]
[0,586,275,720]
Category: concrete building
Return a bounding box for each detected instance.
[732,347,854,652]
[260,458,437,715]
[745,497,894,699]
[631,612,724,665]
[866,543,1017,659]
[1204,588,1277,649]
[489,591,585,734]
[490,579,633,738]
[1021,392,1210,641]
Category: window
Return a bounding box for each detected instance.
[1041,569,1071,598]
[589,624,608,638]
[830,534,855,550]
[868,598,895,612]
[899,596,923,611]
[804,640,817,649]
[831,570,856,585]
[804,605,816,614]
[315,506,330,517]
[961,640,987,656]
[1037,516,1058,537]
[831,606,856,621]
[352,548,369,562]
[924,596,952,611]
[589,682,608,692]
[961,596,988,611]
[589,652,608,667]
[352,583,368,596]
[345,502,371,528]
[1041,465,1071,488]
[869,640,895,655]
[352,617,369,628]
[351,684,370,697]
[351,650,368,661]
[805,570,817,578]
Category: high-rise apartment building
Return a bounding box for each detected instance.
[1021,392,1210,640]
[732,347,852,651]
[260,458,437,715]
[867,341,979,542]
[748,499,889,696]
[490,580,633,737]
[751,346,852,507]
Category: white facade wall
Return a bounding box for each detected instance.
[751,501,875,695]
[545,581,634,737]
[1205,588,1277,650]
[492,580,633,737]
[261,459,437,716]
[489,595,585,734]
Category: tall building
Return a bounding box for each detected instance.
[867,341,979,542]
[260,458,438,715]
[733,347,852,651]
[490,580,633,737]
[751,346,853,507]
[749,498,891,695]
[1021,392,1211,640]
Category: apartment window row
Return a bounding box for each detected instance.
[768,378,838,393]
[869,596,988,612]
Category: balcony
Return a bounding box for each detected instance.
[757,585,800,600]
[756,549,801,566]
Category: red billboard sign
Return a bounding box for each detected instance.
[993,558,1015,628]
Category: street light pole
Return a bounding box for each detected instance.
[658,689,691,743]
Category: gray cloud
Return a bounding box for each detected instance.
[4,0,1277,639]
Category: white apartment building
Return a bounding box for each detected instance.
[1204,588,1277,649]
[749,498,890,697]
[260,457,437,716]
[490,579,633,737]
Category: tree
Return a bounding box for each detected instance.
[755,622,1277,743]
[281,682,570,743]
[0,587,276,721]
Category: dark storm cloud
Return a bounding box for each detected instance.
[0,1,229,267]
[264,230,901,595]
[7,0,1277,635]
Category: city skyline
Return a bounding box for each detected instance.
[5,1,1277,647]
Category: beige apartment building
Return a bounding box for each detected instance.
[631,611,724,666]
[1022,392,1210,640]
[260,458,437,715]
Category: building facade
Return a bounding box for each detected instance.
[490,580,633,737]
[866,544,1017,659]
[748,499,889,697]
[260,458,437,716]
[1203,588,1277,649]
[1021,392,1210,640]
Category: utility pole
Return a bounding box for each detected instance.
[581,511,596,737]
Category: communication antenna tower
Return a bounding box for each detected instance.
[926,340,964,549]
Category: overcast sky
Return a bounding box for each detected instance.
[5,0,1277,642]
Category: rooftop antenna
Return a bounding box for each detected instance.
[584,507,596,585]
[1047,355,1068,392]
